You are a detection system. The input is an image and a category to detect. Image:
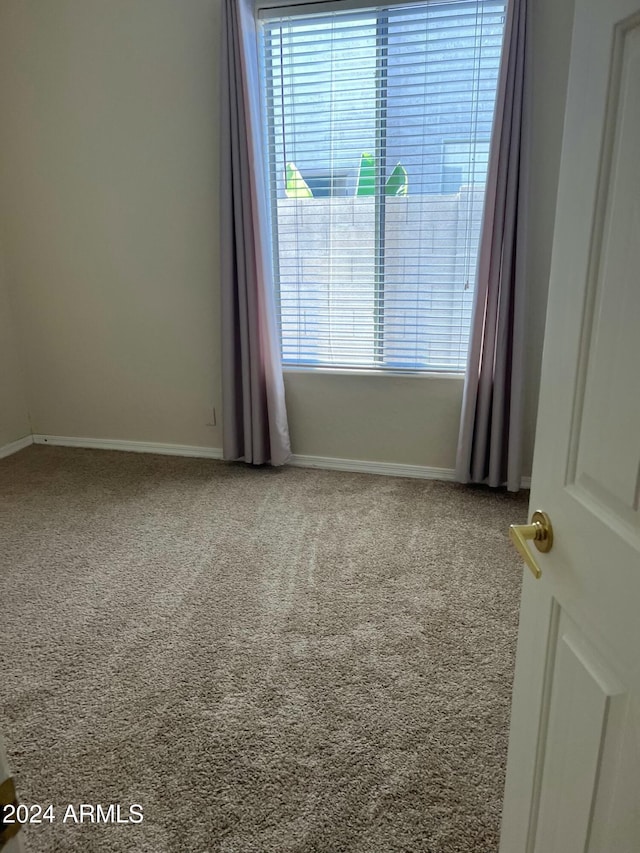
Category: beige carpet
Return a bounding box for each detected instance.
[0,446,527,853]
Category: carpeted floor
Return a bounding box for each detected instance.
[0,446,527,853]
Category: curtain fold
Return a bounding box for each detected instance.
[220,0,291,466]
[455,0,531,492]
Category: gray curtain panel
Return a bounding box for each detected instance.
[220,0,291,466]
[456,0,531,492]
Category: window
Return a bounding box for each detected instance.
[258,0,505,371]
[441,139,491,193]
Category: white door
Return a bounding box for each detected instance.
[500,0,640,850]
[0,738,24,853]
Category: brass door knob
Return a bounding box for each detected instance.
[509,510,553,579]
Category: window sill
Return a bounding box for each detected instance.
[282,366,466,379]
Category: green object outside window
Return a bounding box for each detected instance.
[357,153,408,196]
[385,163,408,196]
[356,152,376,196]
[285,162,313,198]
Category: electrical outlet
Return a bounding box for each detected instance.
[206,406,217,427]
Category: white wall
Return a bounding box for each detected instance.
[0,0,575,473]
[0,253,30,447]
[0,0,223,449]
[285,370,464,468]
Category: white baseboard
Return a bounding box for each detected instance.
[289,453,457,481]
[28,435,530,488]
[32,434,223,460]
[29,436,454,480]
[0,434,34,459]
[289,453,531,488]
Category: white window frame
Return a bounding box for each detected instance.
[255,0,502,377]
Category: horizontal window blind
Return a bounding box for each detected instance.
[259,0,505,371]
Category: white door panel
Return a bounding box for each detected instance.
[0,738,24,853]
[500,0,640,850]
[571,14,640,526]
[533,609,626,853]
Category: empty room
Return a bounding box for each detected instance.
[1,0,638,851]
